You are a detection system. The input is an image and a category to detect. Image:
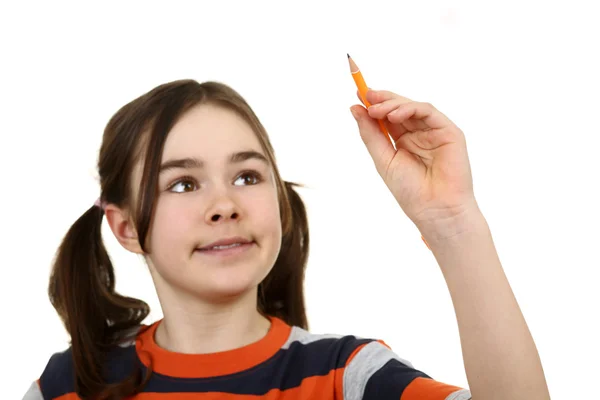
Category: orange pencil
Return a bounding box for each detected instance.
[348,54,431,251]
[347,54,388,135]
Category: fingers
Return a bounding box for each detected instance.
[367,89,412,104]
[353,89,454,134]
[367,98,418,119]
[356,88,375,106]
[356,88,413,108]
[366,98,428,132]
[367,99,452,131]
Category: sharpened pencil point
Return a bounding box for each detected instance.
[347,53,350,59]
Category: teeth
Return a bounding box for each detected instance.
[210,243,243,250]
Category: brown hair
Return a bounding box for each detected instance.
[47,80,310,399]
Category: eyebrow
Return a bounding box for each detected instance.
[159,150,270,175]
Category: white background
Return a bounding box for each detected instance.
[2,1,599,398]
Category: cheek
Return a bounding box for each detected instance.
[151,199,196,244]
[260,206,281,232]
[250,191,282,237]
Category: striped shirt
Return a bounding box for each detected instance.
[23,316,471,399]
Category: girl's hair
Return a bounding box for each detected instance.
[47,80,310,399]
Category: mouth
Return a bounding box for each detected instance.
[195,241,255,257]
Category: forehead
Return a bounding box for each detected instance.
[162,103,263,162]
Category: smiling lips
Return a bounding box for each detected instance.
[199,236,253,251]
[196,243,254,258]
[196,237,255,257]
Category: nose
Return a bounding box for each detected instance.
[205,191,241,224]
[208,210,239,223]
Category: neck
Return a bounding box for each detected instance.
[153,288,271,354]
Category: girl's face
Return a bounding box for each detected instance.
[141,104,282,304]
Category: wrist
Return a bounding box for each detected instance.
[416,201,488,248]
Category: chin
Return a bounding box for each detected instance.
[191,273,261,303]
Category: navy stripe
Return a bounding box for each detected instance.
[39,348,76,399]
[362,358,431,400]
[39,345,140,398]
[39,335,375,396]
[104,345,140,383]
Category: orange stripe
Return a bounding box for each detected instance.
[52,371,340,400]
[136,316,291,378]
[334,368,345,400]
[55,394,80,400]
[401,376,466,400]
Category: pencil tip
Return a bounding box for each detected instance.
[347,53,350,59]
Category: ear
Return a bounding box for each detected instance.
[104,204,144,254]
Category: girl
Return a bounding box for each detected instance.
[23,80,550,399]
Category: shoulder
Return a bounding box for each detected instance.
[33,330,141,399]
[285,325,471,400]
[36,346,76,399]
[282,324,412,369]
[342,339,471,400]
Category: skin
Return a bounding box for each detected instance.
[105,104,280,354]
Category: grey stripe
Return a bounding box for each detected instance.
[446,388,472,400]
[342,341,471,400]
[343,340,415,400]
[22,381,43,400]
[281,325,345,349]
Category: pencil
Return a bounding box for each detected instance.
[347,54,388,135]
[348,54,431,251]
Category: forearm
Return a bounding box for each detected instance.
[420,210,550,400]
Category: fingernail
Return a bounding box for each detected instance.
[350,108,359,120]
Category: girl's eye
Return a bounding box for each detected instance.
[168,171,262,193]
[234,171,263,186]
[168,177,198,193]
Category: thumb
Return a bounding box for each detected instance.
[350,105,395,177]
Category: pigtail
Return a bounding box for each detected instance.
[48,203,151,398]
